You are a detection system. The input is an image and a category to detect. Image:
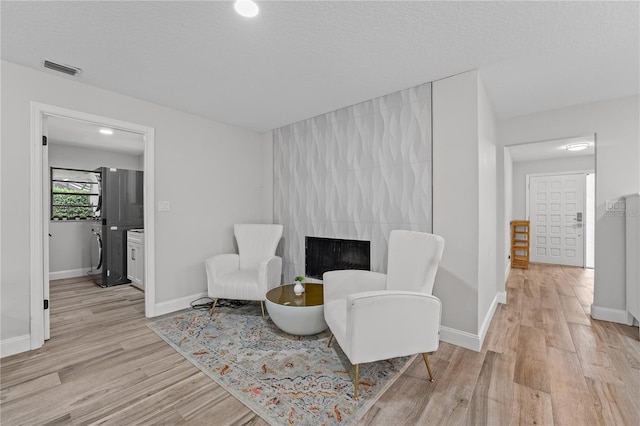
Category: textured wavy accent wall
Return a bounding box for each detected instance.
[274,82,432,282]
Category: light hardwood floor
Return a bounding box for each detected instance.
[1,264,638,425]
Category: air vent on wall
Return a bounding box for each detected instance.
[43,60,81,76]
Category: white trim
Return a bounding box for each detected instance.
[504,262,511,283]
[49,268,92,281]
[143,127,156,318]
[440,294,502,352]
[30,103,45,349]
[590,305,634,325]
[154,292,209,317]
[1,335,31,358]
[30,102,156,352]
[439,326,481,352]
[479,293,499,346]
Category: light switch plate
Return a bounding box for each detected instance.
[158,201,170,211]
[605,198,626,212]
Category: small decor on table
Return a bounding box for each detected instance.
[293,275,305,295]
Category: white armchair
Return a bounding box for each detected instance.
[205,224,283,317]
[323,230,445,400]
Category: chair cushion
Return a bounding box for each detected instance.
[216,269,261,300]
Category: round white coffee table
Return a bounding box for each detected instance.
[265,283,328,336]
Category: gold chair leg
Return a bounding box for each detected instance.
[422,353,434,382]
[354,364,360,401]
[260,301,265,319]
[327,332,334,348]
[209,299,218,315]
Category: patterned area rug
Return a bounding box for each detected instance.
[148,304,414,425]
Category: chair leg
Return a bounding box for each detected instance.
[209,299,218,315]
[422,353,434,382]
[260,301,265,319]
[354,364,360,401]
[327,332,334,348]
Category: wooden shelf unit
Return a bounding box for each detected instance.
[511,220,530,269]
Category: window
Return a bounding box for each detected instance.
[51,168,100,220]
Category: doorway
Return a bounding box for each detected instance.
[29,102,156,349]
[506,134,595,270]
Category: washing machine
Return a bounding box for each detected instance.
[88,223,103,285]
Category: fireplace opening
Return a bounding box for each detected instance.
[305,236,371,280]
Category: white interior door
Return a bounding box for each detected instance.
[529,173,585,267]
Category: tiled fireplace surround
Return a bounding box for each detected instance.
[274,82,433,282]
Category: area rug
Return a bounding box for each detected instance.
[148,303,415,425]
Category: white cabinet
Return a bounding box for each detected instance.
[127,230,144,290]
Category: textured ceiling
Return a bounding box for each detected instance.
[2,1,638,133]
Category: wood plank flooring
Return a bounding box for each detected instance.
[1,264,639,425]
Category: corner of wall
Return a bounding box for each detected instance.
[261,131,274,224]
[154,292,208,317]
[0,334,31,358]
[590,304,634,325]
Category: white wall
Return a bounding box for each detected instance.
[501,148,514,283]
[499,95,640,321]
[1,61,271,344]
[433,70,499,350]
[433,70,481,337]
[50,143,143,171]
[260,131,274,224]
[48,144,143,277]
[477,77,498,334]
[511,155,595,219]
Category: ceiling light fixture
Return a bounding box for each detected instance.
[234,0,259,18]
[565,143,589,152]
[99,128,114,135]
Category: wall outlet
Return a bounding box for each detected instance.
[158,201,170,212]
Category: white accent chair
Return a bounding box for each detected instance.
[323,230,445,400]
[205,224,283,317]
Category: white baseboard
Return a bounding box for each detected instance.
[1,334,31,358]
[479,293,499,346]
[497,291,507,304]
[504,262,511,282]
[154,292,208,317]
[439,326,481,352]
[590,305,634,325]
[49,267,91,280]
[440,293,500,353]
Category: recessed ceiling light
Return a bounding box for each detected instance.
[565,143,589,151]
[234,0,259,18]
[99,128,114,135]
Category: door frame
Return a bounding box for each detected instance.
[525,169,593,268]
[30,102,157,349]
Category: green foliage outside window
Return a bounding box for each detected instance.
[51,167,99,220]
[51,187,94,220]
